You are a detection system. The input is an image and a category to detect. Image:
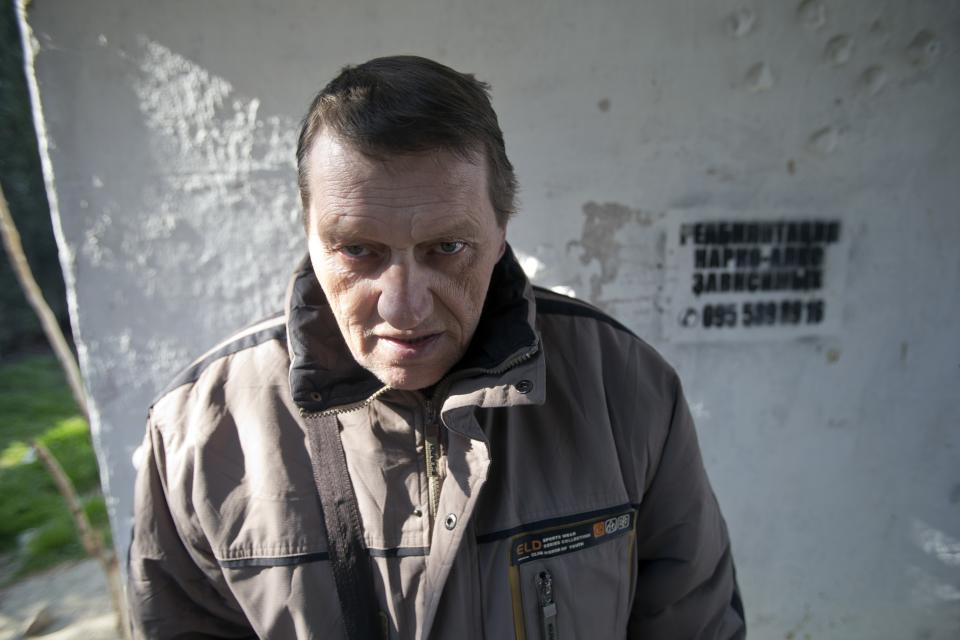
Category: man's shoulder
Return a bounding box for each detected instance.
[150,312,289,415]
[532,286,677,380]
[533,286,636,337]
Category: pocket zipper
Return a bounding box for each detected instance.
[536,570,559,640]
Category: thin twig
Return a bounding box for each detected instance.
[0,183,87,417]
[32,441,107,562]
[33,441,131,639]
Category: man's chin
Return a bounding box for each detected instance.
[371,364,446,392]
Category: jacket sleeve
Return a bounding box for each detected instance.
[127,417,255,639]
[627,376,746,639]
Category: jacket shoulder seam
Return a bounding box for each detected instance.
[533,286,678,385]
[151,313,287,406]
[533,286,638,339]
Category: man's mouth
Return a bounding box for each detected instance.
[381,334,437,345]
[377,332,442,356]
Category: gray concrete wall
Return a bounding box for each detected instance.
[20,0,960,636]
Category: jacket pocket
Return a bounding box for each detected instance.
[505,507,637,640]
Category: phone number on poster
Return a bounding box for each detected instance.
[686,299,826,329]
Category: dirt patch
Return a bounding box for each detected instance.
[0,559,118,640]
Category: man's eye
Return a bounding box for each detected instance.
[340,245,371,258]
[436,241,466,255]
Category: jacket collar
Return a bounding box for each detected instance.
[286,245,540,414]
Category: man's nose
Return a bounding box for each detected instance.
[377,259,433,330]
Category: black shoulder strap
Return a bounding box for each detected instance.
[305,413,383,640]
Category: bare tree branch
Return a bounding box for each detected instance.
[0,183,87,417]
[33,441,131,639]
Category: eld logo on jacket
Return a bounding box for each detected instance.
[511,509,636,565]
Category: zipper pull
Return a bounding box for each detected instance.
[423,399,442,528]
[536,570,559,640]
[424,433,441,524]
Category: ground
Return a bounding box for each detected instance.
[0,558,117,639]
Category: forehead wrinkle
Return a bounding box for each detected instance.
[310,131,484,183]
[335,178,474,201]
[409,211,483,239]
[314,139,476,191]
[317,211,404,236]
[317,173,473,210]
[318,210,483,246]
[336,195,465,211]
[317,183,479,221]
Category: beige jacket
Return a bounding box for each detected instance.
[128,250,745,639]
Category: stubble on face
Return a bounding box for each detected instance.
[304,133,506,391]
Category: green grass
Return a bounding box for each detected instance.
[0,353,109,584]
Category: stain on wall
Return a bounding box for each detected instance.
[860,65,888,96]
[725,8,757,40]
[824,34,855,66]
[797,0,827,31]
[570,201,659,309]
[906,30,942,70]
[745,62,775,92]
[808,126,840,155]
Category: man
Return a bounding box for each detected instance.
[128,56,745,639]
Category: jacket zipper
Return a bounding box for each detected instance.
[424,398,441,532]
[300,342,540,533]
[536,570,558,640]
[299,385,391,419]
[423,341,539,532]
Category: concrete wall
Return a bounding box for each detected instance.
[20,0,959,636]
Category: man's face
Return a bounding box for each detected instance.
[305,133,507,391]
